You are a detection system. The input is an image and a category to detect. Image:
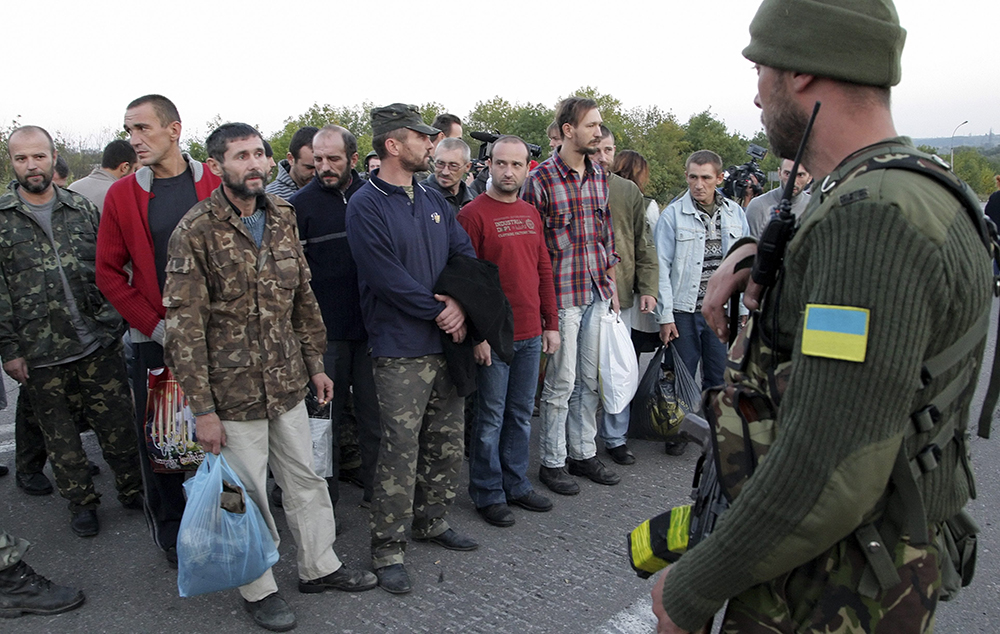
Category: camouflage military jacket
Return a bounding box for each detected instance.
[0,185,122,366]
[162,188,326,421]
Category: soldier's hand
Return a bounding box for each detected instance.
[452,323,467,344]
[652,567,702,634]
[542,329,561,355]
[702,242,760,343]
[311,372,334,405]
[196,412,226,455]
[434,294,466,335]
[2,358,28,384]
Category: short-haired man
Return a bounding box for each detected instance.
[347,103,478,595]
[288,125,381,509]
[422,137,475,215]
[52,155,70,187]
[458,136,560,527]
[654,1,993,631]
[546,121,561,155]
[265,126,317,199]
[745,158,811,238]
[97,94,222,565]
[593,126,658,466]
[522,97,621,495]
[163,123,376,632]
[655,151,749,451]
[362,150,380,179]
[67,139,137,213]
[431,113,463,148]
[1,126,142,537]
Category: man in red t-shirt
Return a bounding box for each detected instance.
[457,136,561,527]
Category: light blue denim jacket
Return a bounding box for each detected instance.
[654,191,749,324]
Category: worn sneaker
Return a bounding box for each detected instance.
[298,566,377,593]
[244,593,295,632]
[0,561,86,618]
[507,490,553,512]
[375,564,412,594]
[664,439,689,456]
[538,466,580,496]
[606,444,636,465]
[567,457,620,485]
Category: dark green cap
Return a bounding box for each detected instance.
[371,103,440,137]
[743,0,906,87]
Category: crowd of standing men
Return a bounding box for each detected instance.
[0,1,992,632]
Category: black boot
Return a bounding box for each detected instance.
[0,561,86,618]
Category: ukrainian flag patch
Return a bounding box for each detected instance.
[801,304,870,363]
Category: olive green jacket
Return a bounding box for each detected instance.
[0,185,122,366]
[162,188,326,421]
[607,173,657,309]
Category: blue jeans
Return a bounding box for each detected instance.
[671,311,727,391]
[469,336,541,508]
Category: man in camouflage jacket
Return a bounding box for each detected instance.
[162,123,374,632]
[0,126,141,538]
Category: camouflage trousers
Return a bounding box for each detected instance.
[370,354,464,568]
[21,341,141,511]
[722,527,942,634]
[15,379,91,473]
[0,531,29,571]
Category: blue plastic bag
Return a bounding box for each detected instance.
[177,453,279,597]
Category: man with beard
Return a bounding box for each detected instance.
[98,94,221,566]
[288,125,380,510]
[0,126,142,538]
[458,135,560,527]
[163,123,376,632]
[346,103,478,595]
[521,97,620,496]
[652,1,993,632]
[745,158,811,238]
[592,125,657,466]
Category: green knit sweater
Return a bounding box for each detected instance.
[661,139,992,630]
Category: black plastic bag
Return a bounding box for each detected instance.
[628,345,701,441]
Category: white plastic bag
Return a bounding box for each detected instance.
[599,309,639,415]
[306,394,333,478]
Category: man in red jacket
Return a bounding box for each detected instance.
[96,94,221,567]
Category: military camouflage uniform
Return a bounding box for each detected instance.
[661,140,992,632]
[370,355,464,568]
[163,188,344,602]
[0,185,140,511]
[0,531,30,570]
[162,188,326,420]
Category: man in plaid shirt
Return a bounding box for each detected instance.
[521,97,621,496]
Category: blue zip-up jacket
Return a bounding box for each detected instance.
[345,170,475,358]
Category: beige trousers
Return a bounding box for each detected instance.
[221,399,341,601]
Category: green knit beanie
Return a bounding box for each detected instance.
[742,0,906,87]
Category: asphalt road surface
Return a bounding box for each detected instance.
[2,302,998,633]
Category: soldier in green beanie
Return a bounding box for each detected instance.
[651,1,993,632]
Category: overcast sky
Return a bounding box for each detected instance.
[6,0,997,148]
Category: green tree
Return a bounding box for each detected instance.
[953,148,997,198]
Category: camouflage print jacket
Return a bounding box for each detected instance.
[162,188,326,422]
[0,185,123,366]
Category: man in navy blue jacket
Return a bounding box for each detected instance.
[346,104,477,595]
[289,125,379,510]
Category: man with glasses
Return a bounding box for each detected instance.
[421,138,475,215]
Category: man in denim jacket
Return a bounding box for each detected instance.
[654,150,749,451]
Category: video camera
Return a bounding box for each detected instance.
[469,131,542,176]
[722,143,768,203]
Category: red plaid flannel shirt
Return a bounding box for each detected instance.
[521,151,618,309]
